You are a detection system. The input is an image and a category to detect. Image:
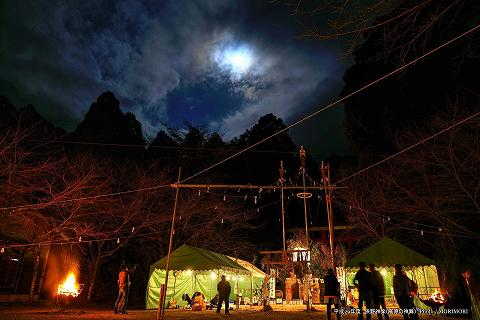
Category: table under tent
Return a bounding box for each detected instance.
[338,237,441,308]
[145,244,266,309]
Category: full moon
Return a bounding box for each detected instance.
[214,45,254,76]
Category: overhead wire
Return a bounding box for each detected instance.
[177,23,480,184]
[1,23,478,213]
[336,110,480,184]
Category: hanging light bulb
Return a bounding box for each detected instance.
[223,195,226,201]
[420,230,424,236]
[198,190,201,196]
[207,187,210,193]
[254,196,257,204]
[1,247,4,254]
[131,226,135,233]
[438,227,443,232]
[387,217,391,222]
[221,218,224,224]
[78,236,82,243]
[117,238,120,244]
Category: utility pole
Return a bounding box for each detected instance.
[298,146,312,311]
[320,162,336,269]
[278,161,287,253]
[157,167,182,320]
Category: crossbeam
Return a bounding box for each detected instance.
[170,183,345,190]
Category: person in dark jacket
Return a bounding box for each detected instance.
[393,264,418,320]
[324,268,342,320]
[354,262,373,320]
[216,275,231,314]
[369,264,389,320]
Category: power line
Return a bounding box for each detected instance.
[178,23,480,185]
[29,139,320,156]
[0,197,280,250]
[336,110,480,184]
[0,183,171,211]
[1,24,478,212]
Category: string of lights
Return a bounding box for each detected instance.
[334,200,480,239]
[0,195,283,253]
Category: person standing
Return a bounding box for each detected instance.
[369,264,389,320]
[121,265,136,314]
[354,262,373,320]
[393,264,418,320]
[216,275,231,314]
[114,265,129,314]
[324,268,342,320]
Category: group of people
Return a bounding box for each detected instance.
[180,275,232,313]
[324,262,419,320]
[354,262,419,320]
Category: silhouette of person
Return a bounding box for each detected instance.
[216,275,231,314]
[369,264,389,320]
[354,262,373,320]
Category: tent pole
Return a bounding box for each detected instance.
[158,167,182,320]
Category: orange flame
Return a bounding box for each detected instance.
[430,290,445,304]
[57,272,80,297]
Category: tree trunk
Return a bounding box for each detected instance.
[37,245,51,296]
[87,255,101,301]
[29,247,40,302]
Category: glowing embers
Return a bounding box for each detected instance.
[429,290,446,304]
[57,272,80,297]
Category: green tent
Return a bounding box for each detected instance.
[146,245,266,309]
[340,238,440,305]
[345,237,435,267]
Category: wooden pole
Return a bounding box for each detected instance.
[157,167,182,320]
[321,162,336,269]
[279,161,287,253]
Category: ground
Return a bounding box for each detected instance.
[0,305,467,320]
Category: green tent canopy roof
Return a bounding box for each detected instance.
[151,244,250,274]
[345,237,435,267]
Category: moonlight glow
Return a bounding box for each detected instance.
[214,45,254,76]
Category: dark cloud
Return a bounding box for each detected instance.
[1,0,350,155]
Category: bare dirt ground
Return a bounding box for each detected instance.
[0,305,468,320]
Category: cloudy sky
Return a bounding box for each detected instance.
[1,0,350,157]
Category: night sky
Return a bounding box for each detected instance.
[1,0,350,157]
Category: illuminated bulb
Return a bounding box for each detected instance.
[131,226,135,233]
[420,230,424,236]
[198,190,201,196]
[1,247,4,254]
[438,227,443,232]
[223,195,226,201]
[226,275,231,281]
[117,238,120,244]
[78,236,82,242]
[221,218,224,224]
[185,269,193,276]
[210,272,217,280]
[254,196,257,204]
[380,269,388,277]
